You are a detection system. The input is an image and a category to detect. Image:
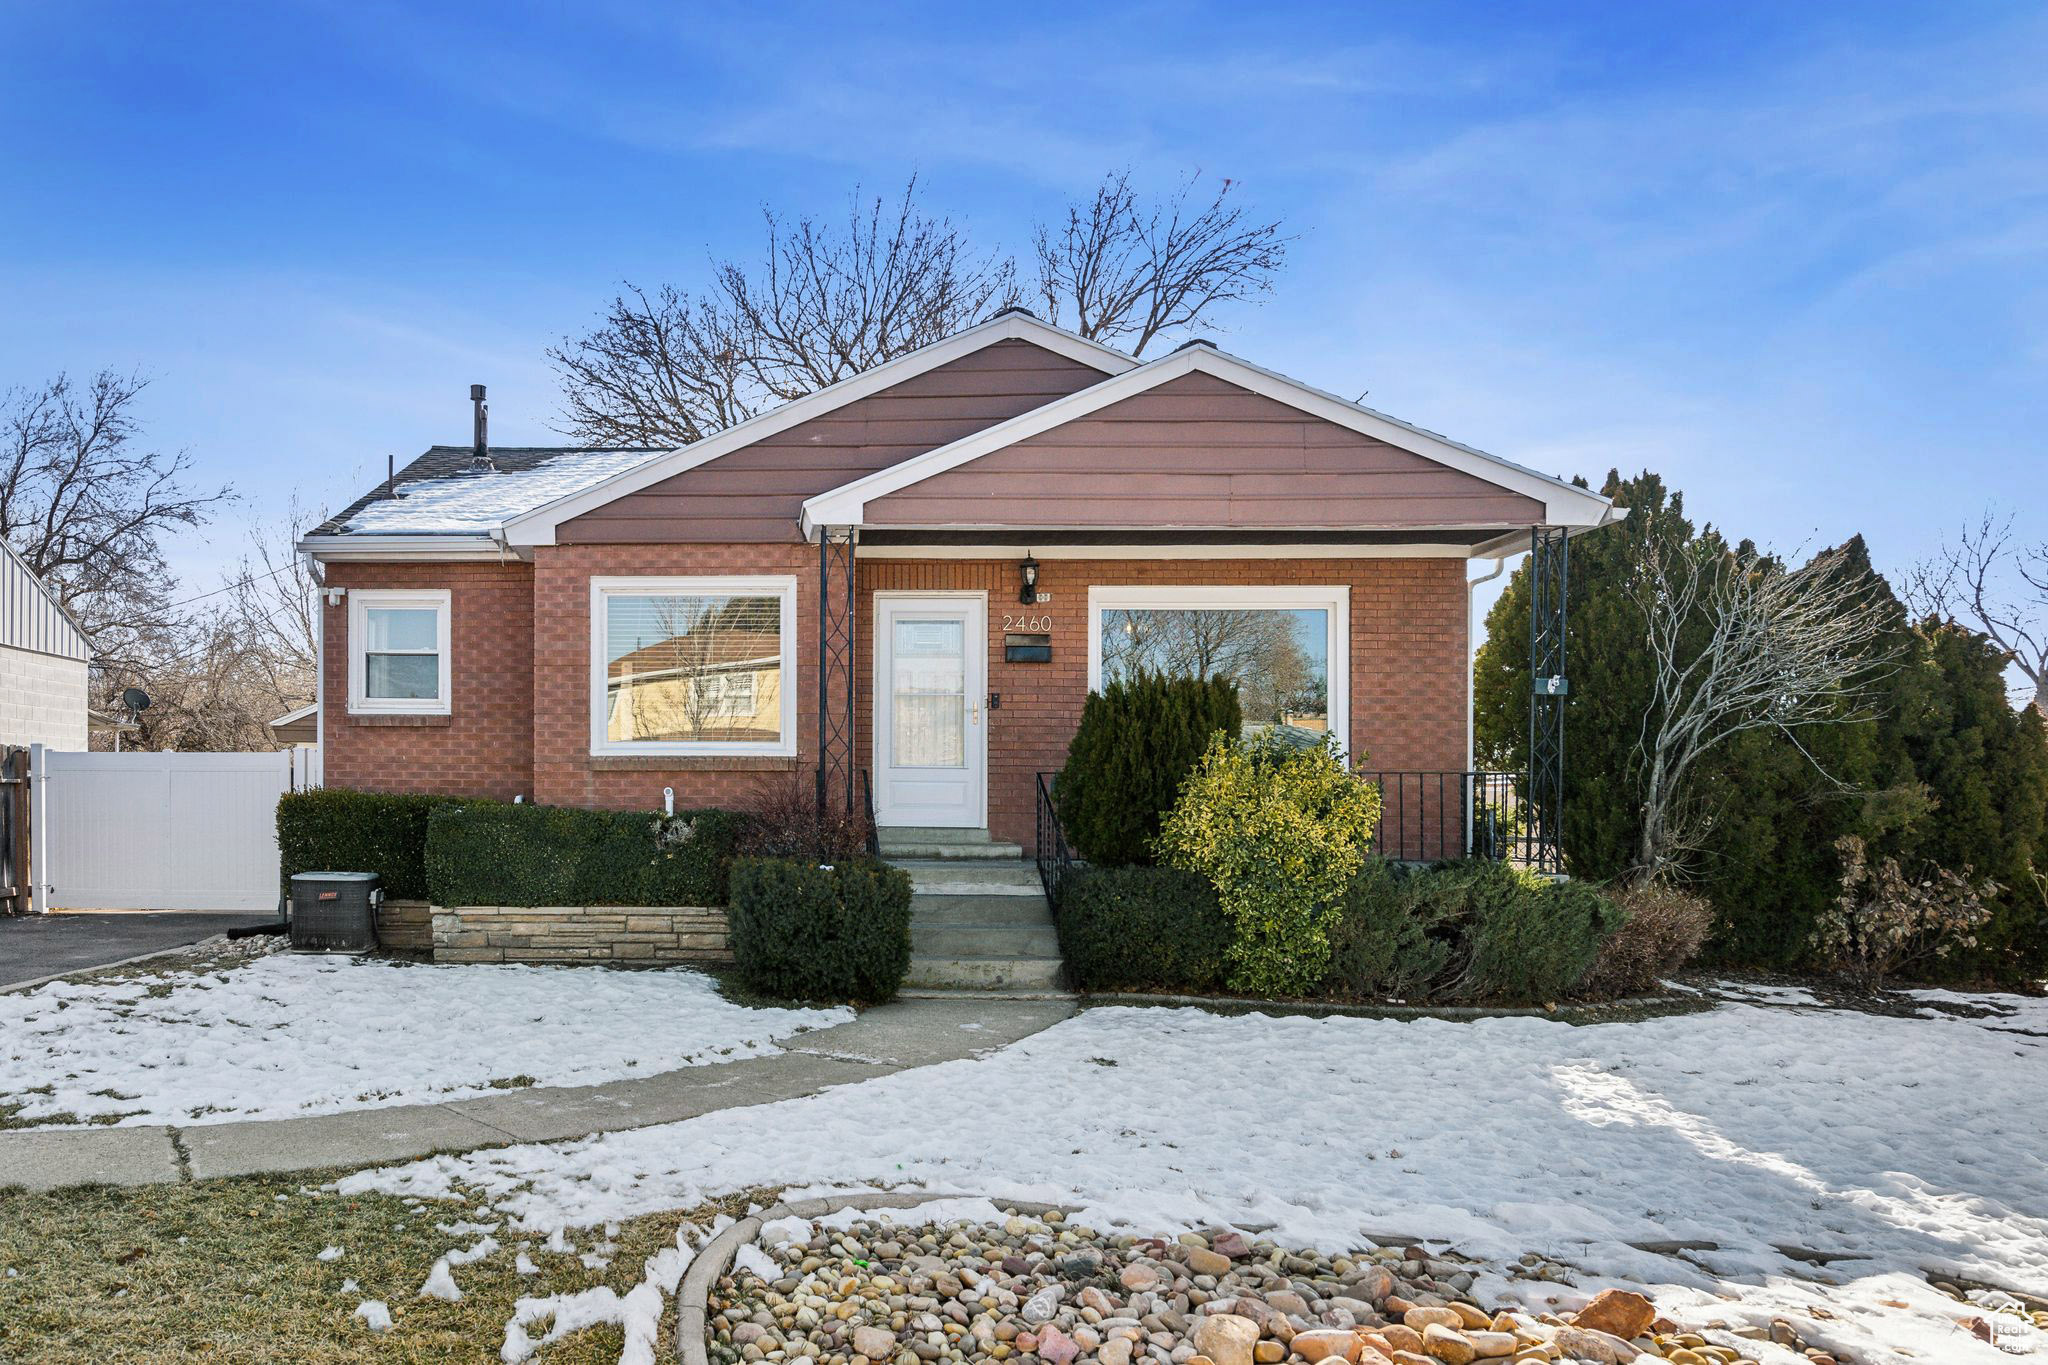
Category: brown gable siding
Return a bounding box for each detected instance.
[866,371,1547,528]
[557,340,1111,545]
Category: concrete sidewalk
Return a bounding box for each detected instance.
[0,995,1072,1192]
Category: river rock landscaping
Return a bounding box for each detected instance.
[708,1209,1806,1365]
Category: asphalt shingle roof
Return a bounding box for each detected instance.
[314,446,665,537]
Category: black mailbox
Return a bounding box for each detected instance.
[1004,632,1051,663]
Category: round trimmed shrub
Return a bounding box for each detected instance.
[727,857,912,1003]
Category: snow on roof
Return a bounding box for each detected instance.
[319,447,666,537]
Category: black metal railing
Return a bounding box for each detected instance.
[1355,769,1533,866]
[1035,771,1075,899]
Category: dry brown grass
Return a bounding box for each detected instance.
[0,1166,753,1363]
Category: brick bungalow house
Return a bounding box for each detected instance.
[301,310,1618,871]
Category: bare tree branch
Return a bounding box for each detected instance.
[1631,541,1900,879]
[550,179,1015,446]
[1,370,233,652]
[89,500,324,751]
[1033,171,1290,354]
[1905,507,2048,712]
[550,172,1293,444]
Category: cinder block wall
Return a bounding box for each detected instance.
[0,646,87,750]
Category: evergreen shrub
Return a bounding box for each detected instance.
[727,858,912,1002]
[1054,672,1240,866]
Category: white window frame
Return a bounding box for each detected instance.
[348,589,452,715]
[590,575,799,757]
[1086,584,1350,758]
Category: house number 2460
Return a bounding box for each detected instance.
[1003,613,1053,632]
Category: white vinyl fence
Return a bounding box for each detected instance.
[29,747,312,912]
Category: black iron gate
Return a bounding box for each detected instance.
[0,746,27,915]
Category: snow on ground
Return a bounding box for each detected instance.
[344,991,2048,1365]
[0,950,849,1126]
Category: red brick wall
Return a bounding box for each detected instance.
[320,560,535,800]
[324,550,1471,853]
[857,557,1470,850]
[530,543,821,812]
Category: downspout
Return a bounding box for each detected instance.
[308,547,324,795]
[1465,551,1513,856]
[1465,551,1512,774]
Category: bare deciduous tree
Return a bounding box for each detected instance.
[552,180,1014,446]
[1,370,232,650]
[551,172,1290,447]
[1632,541,1899,879]
[1906,508,2047,713]
[1033,171,1289,355]
[90,501,322,752]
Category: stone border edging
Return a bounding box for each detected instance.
[677,1193,1079,1365]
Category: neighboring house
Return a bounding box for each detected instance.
[300,310,1619,856]
[0,541,90,751]
[269,703,319,748]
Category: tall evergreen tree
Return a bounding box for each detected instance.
[1884,621,2048,980]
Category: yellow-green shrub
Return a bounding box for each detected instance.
[1155,732,1382,994]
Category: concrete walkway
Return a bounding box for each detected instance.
[0,995,1072,1192]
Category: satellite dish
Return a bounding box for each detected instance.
[121,687,152,714]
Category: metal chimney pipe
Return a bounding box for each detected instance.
[470,384,491,469]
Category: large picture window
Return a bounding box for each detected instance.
[348,589,451,715]
[1088,585,1348,752]
[590,576,797,756]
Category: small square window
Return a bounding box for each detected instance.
[349,590,451,714]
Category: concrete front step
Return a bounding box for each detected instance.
[879,839,1027,861]
[912,921,1062,958]
[910,891,1057,924]
[892,859,1043,893]
[903,955,1066,991]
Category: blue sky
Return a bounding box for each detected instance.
[2,1,2043,625]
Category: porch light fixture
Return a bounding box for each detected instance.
[1018,553,1039,604]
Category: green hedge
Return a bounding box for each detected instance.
[1323,859,1624,1005]
[276,789,446,900]
[1059,855,1627,1005]
[1321,859,1453,999]
[425,802,747,907]
[727,858,912,1002]
[1054,865,1232,992]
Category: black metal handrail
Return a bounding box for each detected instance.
[1035,772,1074,899]
[859,769,879,859]
[1354,769,1532,866]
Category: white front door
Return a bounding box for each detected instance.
[874,593,986,828]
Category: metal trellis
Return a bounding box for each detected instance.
[1527,526,1570,874]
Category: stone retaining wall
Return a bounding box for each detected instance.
[377,900,434,953]
[429,905,732,965]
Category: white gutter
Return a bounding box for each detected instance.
[297,533,507,562]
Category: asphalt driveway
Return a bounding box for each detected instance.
[0,912,276,989]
